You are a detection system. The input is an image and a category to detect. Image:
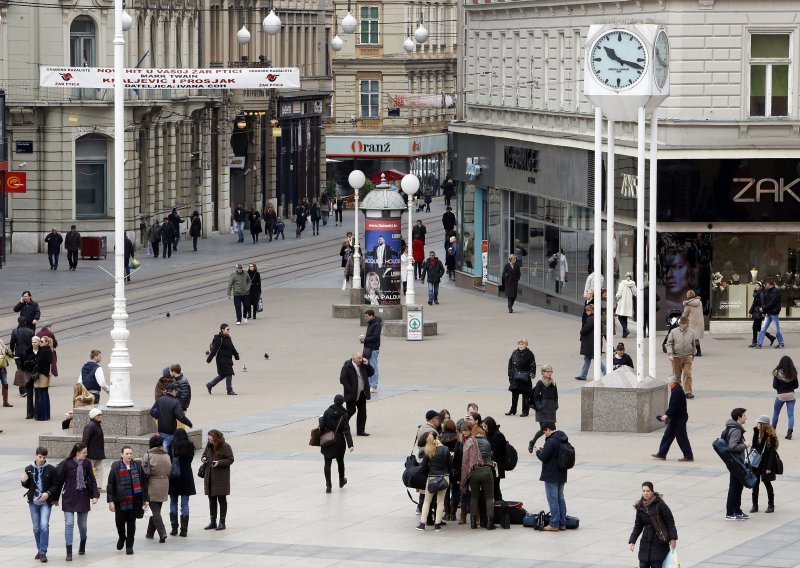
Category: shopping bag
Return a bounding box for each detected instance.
[142,505,153,520]
[662,549,680,568]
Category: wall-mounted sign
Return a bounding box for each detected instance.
[15,141,33,154]
[327,134,447,157]
[4,171,27,193]
[230,156,246,169]
[733,177,800,203]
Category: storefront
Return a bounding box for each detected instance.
[326,133,448,194]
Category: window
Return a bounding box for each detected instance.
[360,80,380,118]
[359,6,379,45]
[70,17,96,99]
[749,34,790,117]
[75,134,109,218]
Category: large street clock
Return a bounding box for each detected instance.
[589,29,648,91]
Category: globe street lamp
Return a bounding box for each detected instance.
[348,169,366,290]
[400,174,420,305]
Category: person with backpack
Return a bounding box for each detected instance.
[534,421,571,531]
[722,408,749,520]
[483,416,511,501]
[460,422,496,530]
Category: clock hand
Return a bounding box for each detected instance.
[618,58,644,70]
[603,47,624,64]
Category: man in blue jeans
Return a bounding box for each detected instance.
[576,304,606,380]
[21,446,60,562]
[757,277,785,348]
[535,421,569,531]
[422,251,445,305]
[233,203,246,243]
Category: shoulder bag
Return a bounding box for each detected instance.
[426,475,448,493]
[197,462,207,479]
[309,426,322,447]
[320,414,345,448]
[748,447,762,470]
[648,505,669,544]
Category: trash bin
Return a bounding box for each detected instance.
[81,236,107,259]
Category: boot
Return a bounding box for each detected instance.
[170,513,179,536]
[470,515,478,529]
[501,512,511,530]
[2,385,11,407]
[749,504,758,513]
[786,429,793,440]
[179,515,189,537]
[203,518,217,530]
[145,517,155,539]
[449,503,459,523]
[766,503,775,513]
[458,508,467,525]
[486,516,496,530]
[695,341,702,356]
[78,540,86,555]
[65,545,72,562]
[216,518,226,531]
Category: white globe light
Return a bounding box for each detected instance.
[414,24,428,44]
[341,11,357,34]
[121,9,133,32]
[403,37,415,53]
[262,10,281,36]
[236,25,251,44]
[401,174,420,196]
[349,169,366,190]
[331,35,344,52]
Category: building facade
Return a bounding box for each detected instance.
[451,0,800,329]
[326,0,457,194]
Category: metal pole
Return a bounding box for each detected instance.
[0,89,5,270]
[593,107,602,380]
[605,120,615,373]
[406,193,416,305]
[636,106,646,382]
[351,174,363,290]
[648,110,659,379]
[107,0,133,407]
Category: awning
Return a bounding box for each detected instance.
[371,169,407,183]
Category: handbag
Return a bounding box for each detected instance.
[197,462,207,479]
[14,369,31,387]
[426,475,448,493]
[258,298,264,312]
[748,447,762,469]
[320,414,345,449]
[309,426,322,447]
[649,507,669,544]
[170,457,181,480]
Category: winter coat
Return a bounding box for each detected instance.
[227,271,252,297]
[310,205,321,221]
[168,453,197,497]
[155,394,193,435]
[579,317,597,357]
[65,230,82,251]
[14,300,41,329]
[319,403,354,459]
[264,209,277,231]
[442,211,456,231]
[531,380,559,423]
[666,327,696,357]
[340,359,374,403]
[207,333,240,376]
[615,279,636,317]
[10,325,34,357]
[202,443,234,496]
[773,369,798,398]
[147,224,161,244]
[249,211,262,234]
[412,224,427,244]
[143,447,172,502]
[723,418,747,460]
[45,232,63,253]
[412,239,425,264]
[502,261,522,299]
[22,462,60,505]
[752,428,779,482]
[422,257,445,284]
[107,460,150,508]
[56,458,100,513]
[420,444,452,477]
[35,327,58,376]
[750,289,766,318]
[173,375,192,411]
[537,430,569,484]
[82,418,106,460]
[487,429,508,479]
[32,346,52,383]
[159,222,174,243]
[190,214,202,238]
[761,286,782,316]
[629,497,677,564]
[446,242,458,271]
[416,423,439,460]
[340,241,353,268]
[248,270,262,297]
[364,316,382,351]
[507,347,535,394]
[682,297,704,340]
[664,384,688,423]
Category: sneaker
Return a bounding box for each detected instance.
[235,321,241,325]
[243,318,248,324]
[756,344,762,349]
[725,514,738,520]
[434,523,443,531]
[685,393,695,399]
[370,387,377,393]
[775,344,784,349]
[736,513,750,520]
[416,523,425,531]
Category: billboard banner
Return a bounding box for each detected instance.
[387,93,456,109]
[40,67,301,90]
[363,218,402,305]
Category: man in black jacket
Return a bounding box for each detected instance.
[757,277,785,348]
[123,235,135,282]
[339,352,374,437]
[159,217,174,258]
[44,228,63,270]
[652,377,693,462]
[361,309,382,393]
[10,315,34,397]
[82,408,106,490]
[14,291,40,331]
[65,225,82,270]
[156,384,193,454]
[169,364,192,411]
[21,446,60,562]
[412,220,427,244]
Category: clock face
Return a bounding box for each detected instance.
[654,30,670,90]
[590,29,648,91]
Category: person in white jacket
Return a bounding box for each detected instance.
[615,273,637,338]
[550,249,569,294]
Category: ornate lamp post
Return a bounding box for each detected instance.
[348,169,366,289]
[401,174,420,305]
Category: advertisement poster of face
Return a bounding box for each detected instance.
[363,218,402,305]
[657,232,712,328]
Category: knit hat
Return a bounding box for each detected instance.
[425,410,439,422]
[88,408,102,419]
[756,415,771,424]
[149,435,163,449]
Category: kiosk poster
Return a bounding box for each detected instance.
[363,218,402,305]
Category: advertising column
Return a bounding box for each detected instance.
[363,218,402,305]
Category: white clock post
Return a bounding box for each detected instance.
[580,24,670,434]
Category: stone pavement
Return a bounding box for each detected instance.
[1,221,800,566]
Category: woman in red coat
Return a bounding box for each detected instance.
[412,238,425,281]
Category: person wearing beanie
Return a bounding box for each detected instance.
[319,394,354,493]
[81,409,106,491]
[751,415,780,514]
[143,435,171,542]
[652,377,693,462]
[154,384,193,455]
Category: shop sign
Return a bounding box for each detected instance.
[352,140,392,154]
[732,177,800,203]
[4,171,27,193]
[481,240,489,285]
[327,134,447,157]
[503,145,538,184]
[230,157,245,169]
[407,309,423,341]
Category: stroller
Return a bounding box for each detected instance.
[661,308,683,353]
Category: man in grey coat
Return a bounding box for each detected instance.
[723,408,749,521]
[226,264,252,325]
[666,316,697,398]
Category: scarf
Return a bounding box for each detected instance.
[460,436,484,488]
[641,494,657,509]
[541,377,553,388]
[74,458,86,492]
[116,461,143,510]
[32,462,45,499]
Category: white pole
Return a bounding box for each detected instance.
[353,189,361,290]
[605,120,615,373]
[593,107,602,380]
[405,193,416,306]
[635,106,646,382]
[107,0,132,407]
[648,110,659,379]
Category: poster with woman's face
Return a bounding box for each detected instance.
[363,218,402,305]
[657,232,712,327]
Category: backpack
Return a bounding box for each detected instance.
[531,510,551,530]
[503,441,519,471]
[557,440,576,470]
[149,399,160,420]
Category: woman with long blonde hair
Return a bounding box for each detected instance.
[417,431,451,531]
[751,415,780,513]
